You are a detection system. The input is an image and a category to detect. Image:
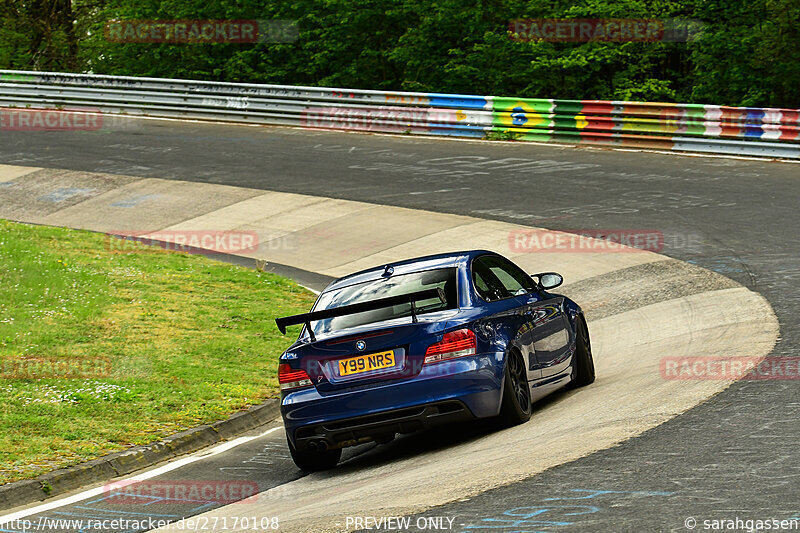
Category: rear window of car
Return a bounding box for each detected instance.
[310,268,458,335]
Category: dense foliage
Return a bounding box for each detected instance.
[1,0,798,107]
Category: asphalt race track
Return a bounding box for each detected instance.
[1,118,799,531]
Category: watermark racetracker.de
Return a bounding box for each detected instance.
[104,480,260,505]
[508,228,705,254]
[0,108,103,131]
[105,230,261,255]
[509,228,664,253]
[0,357,111,379]
[104,19,298,43]
[662,357,800,381]
[508,18,705,42]
[2,516,280,532]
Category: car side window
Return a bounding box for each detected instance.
[490,266,527,296]
[488,256,537,294]
[472,258,508,302]
[472,255,536,302]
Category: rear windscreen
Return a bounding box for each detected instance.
[310,268,458,335]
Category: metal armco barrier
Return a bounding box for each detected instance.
[1,69,798,159]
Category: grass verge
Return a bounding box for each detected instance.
[0,219,316,484]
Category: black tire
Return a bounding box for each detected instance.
[286,434,341,472]
[569,316,595,388]
[499,349,532,426]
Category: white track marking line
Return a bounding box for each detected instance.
[299,285,321,295]
[0,426,281,525]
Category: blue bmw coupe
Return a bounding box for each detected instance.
[275,250,594,471]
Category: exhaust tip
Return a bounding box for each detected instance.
[307,439,329,452]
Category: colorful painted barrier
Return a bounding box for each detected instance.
[1,69,797,158]
[490,98,800,144]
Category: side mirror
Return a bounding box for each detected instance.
[532,272,563,291]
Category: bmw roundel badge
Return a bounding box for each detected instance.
[356,340,366,351]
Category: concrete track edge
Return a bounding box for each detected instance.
[0,165,780,531]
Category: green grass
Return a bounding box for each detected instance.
[0,219,316,484]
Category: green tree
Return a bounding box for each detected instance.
[1,0,797,108]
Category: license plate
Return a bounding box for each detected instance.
[338,350,396,376]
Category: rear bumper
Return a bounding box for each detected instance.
[282,353,504,450]
[293,400,474,451]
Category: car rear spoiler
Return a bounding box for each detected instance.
[275,287,446,342]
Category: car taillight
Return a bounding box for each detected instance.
[424,328,477,364]
[278,363,313,391]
